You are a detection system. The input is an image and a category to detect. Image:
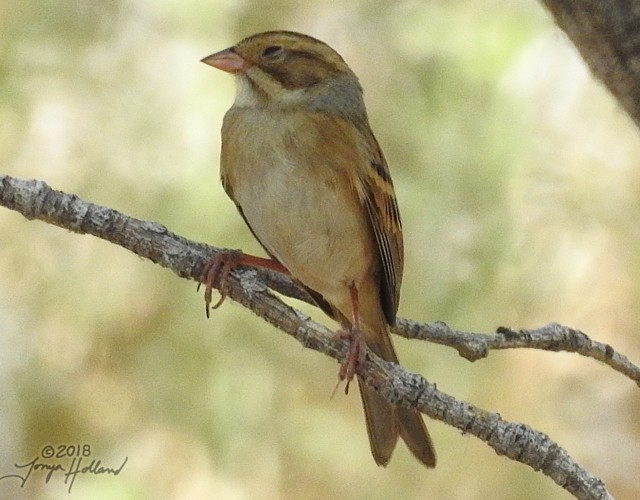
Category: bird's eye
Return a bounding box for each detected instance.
[262,45,282,57]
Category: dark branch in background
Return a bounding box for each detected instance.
[541,0,640,129]
[0,174,627,499]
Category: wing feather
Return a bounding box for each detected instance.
[356,129,404,325]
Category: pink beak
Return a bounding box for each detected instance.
[201,48,247,74]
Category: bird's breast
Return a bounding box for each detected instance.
[220,107,376,308]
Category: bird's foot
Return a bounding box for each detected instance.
[198,249,244,318]
[198,250,288,318]
[334,326,366,395]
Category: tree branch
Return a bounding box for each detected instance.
[394,320,640,387]
[0,173,626,499]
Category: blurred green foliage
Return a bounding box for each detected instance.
[1,1,639,498]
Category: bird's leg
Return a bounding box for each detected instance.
[198,250,288,318]
[335,282,366,394]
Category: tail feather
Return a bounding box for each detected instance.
[398,405,436,467]
[359,325,436,468]
[358,378,398,466]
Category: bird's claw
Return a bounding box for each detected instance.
[198,250,244,318]
[333,327,366,395]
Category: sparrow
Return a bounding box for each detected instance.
[200,30,436,468]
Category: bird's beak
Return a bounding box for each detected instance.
[201,48,247,74]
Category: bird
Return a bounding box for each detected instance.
[200,30,436,468]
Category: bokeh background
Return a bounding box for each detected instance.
[1,1,639,498]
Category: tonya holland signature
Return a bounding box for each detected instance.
[0,446,128,494]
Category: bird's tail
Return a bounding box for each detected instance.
[358,325,436,467]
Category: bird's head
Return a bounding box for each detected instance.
[202,31,366,119]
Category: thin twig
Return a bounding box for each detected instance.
[393,319,640,387]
